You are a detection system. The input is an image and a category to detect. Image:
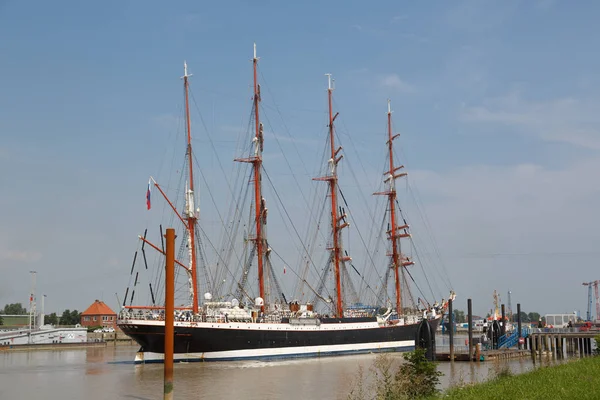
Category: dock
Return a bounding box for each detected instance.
[436,349,530,362]
[528,331,597,359]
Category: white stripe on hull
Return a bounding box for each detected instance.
[134,340,415,363]
[120,319,384,331]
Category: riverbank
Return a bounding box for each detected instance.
[0,341,107,352]
[442,356,600,399]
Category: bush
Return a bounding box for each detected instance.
[87,325,104,333]
[396,348,442,399]
[347,348,441,400]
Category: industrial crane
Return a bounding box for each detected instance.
[582,280,599,322]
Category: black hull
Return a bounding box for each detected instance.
[119,318,440,361]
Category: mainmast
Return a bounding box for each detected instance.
[235,43,266,311]
[182,61,199,314]
[314,74,349,318]
[374,100,413,315]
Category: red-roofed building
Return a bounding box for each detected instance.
[81,300,117,330]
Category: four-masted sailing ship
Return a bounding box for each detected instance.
[118,45,452,363]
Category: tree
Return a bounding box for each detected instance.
[2,303,27,315]
[45,312,58,325]
[0,315,3,325]
[70,310,81,325]
[60,309,71,325]
[528,312,541,323]
[453,309,466,323]
[59,309,81,325]
[515,311,529,322]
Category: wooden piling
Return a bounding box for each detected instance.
[467,298,473,361]
[501,304,506,336]
[517,303,522,349]
[164,228,175,400]
[529,336,534,360]
[449,298,454,361]
[586,338,591,355]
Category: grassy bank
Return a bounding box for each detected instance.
[443,356,600,399]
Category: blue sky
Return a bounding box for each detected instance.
[1,0,600,318]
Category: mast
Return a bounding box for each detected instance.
[252,43,265,311]
[235,43,266,311]
[314,74,348,318]
[182,62,199,314]
[374,100,412,315]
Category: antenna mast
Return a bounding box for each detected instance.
[374,100,412,315]
[28,270,37,341]
[182,61,199,314]
[235,43,266,311]
[313,74,349,318]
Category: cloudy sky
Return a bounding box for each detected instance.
[1,0,599,318]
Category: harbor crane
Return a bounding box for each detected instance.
[582,280,599,322]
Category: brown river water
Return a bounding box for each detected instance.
[0,343,563,400]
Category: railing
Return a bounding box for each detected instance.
[498,327,530,349]
[530,327,588,334]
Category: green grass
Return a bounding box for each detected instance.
[442,357,600,399]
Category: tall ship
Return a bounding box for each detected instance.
[118,45,452,362]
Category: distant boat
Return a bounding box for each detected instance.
[118,44,451,362]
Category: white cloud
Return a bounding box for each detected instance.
[391,15,408,24]
[1,250,42,262]
[461,91,600,150]
[406,157,600,314]
[535,0,556,10]
[379,74,415,93]
[445,0,518,33]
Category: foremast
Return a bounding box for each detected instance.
[374,100,414,315]
[314,74,350,318]
[183,62,200,314]
[136,63,201,314]
[235,43,266,312]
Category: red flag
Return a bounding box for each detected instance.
[146,179,152,210]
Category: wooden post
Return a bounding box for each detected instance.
[467,298,473,361]
[517,303,522,349]
[448,298,454,361]
[501,304,506,336]
[164,228,175,400]
[529,336,534,360]
[538,335,543,359]
[587,338,591,355]
[557,335,562,358]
